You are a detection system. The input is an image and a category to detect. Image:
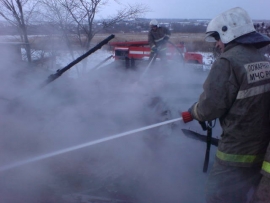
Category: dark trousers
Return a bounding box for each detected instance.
[250,175,270,203]
[206,159,262,203]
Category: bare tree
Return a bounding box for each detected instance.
[37,0,147,71]
[60,0,148,50]
[38,0,81,74]
[59,0,148,71]
[37,0,147,72]
[0,0,38,63]
[38,0,75,58]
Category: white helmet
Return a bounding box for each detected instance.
[205,7,256,44]
[150,19,158,26]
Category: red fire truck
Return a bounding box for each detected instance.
[109,41,203,68]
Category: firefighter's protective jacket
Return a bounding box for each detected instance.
[148,26,171,49]
[191,43,270,167]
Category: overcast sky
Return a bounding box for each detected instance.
[99,0,269,20]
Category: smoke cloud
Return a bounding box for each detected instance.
[0,49,219,203]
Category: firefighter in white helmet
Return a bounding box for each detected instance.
[148,19,171,62]
[181,7,270,203]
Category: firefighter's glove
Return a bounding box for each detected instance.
[151,46,157,53]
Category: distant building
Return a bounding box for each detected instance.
[159,23,170,28]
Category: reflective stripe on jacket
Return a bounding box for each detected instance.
[262,161,270,175]
[216,150,264,164]
[191,43,270,167]
[261,144,270,177]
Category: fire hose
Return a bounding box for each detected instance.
[182,111,217,173]
[139,40,178,79]
[140,52,157,79]
[167,41,185,63]
[140,40,184,79]
[93,55,114,70]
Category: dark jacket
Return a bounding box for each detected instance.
[148,26,171,48]
[191,43,270,167]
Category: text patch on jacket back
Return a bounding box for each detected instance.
[245,61,270,84]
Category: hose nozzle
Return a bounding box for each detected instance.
[181,111,193,123]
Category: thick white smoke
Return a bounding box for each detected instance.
[0,48,219,203]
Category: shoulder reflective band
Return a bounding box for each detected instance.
[262,161,270,174]
[216,150,264,163]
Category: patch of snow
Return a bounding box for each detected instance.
[21,48,52,61]
[199,52,214,71]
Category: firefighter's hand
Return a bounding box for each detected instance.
[151,46,157,53]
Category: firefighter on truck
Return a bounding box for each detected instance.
[148,19,171,62]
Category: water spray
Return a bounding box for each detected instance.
[140,53,157,79]
[0,117,182,172]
